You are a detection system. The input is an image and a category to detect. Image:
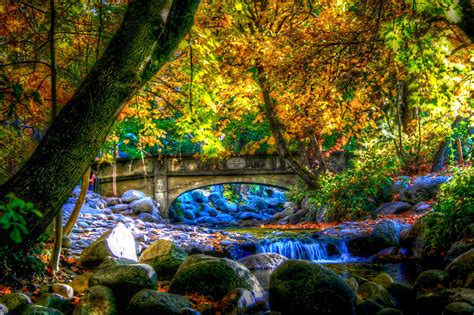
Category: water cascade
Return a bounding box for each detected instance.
[256,237,362,263]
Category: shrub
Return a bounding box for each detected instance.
[287,144,398,221]
[423,167,474,255]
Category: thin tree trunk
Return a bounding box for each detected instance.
[63,168,91,236]
[255,64,318,188]
[0,0,200,249]
[48,0,62,275]
[309,132,328,174]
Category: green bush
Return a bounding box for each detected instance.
[424,167,474,255]
[287,145,398,221]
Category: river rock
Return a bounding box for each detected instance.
[169,254,264,301]
[105,198,122,207]
[139,239,188,281]
[370,220,400,252]
[387,281,415,315]
[445,248,474,288]
[399,176,450,204]
[80,223,137,266]
[0,304,7,315]
[413,270,450,293]
[445,241,474,264]
[269,260,356,314]
[400,219,426,257]
[90,264,158,301]
[127,289,192,315]
[373,273,394,289]
[72,285,117,315]
[355,299,384,315]
[411,202,431,214]
[96,256,137,270]
[137,213,161,223]
[22,305,63,315]
[122,190,146,203]
[416,289,451,315]
[110,204,129,214]
[357,282,396,308]
[375,202,412,215]
[130,197,156,214]
[237,253,288,270]
[219,288,256,315]
[238,212,266,220]
[70,272,93,294]
[35,293,73,314]
[46,284,74,300]
[0,292,31,314]
[191,190,205,202]
[443,302,474,315]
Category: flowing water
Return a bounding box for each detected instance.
[256,237,362,263]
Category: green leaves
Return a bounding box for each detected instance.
[0,193,43,244]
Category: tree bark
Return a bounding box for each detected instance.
[254,64,318,188]
[63,168,91,236]
[0,0,200,249]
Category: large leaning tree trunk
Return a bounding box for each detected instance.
[255,64,319,189]
[0,0,200,249]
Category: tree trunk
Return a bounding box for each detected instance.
[63,168,91,236]
[0,0,200,249]
[255,64,318,188]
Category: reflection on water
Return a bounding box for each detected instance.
[253,261,433,290]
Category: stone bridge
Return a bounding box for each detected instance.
[94,154,299,217]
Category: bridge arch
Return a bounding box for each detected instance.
[167,176,295,216]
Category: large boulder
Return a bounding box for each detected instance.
[357,282,396,308]
[375,202,412,215]
[127,289,192,315]
[370,220,400,252]
[169,255,264,302]
[90,264,158,301]
[72,285,117,315]
[70,272,93,295]
[0,292,31,314]
[218,288,257,315]
[139,239,188,281]
[399,176,450,204]
[22,305,63,315]
[35,293,74,314]
[122,190,146,203]
[130,197,156,214]
[80,223,137,267]
[237,253,288,270]
[446,249,474,288]
[269,260,356,314]
[413,269,450,293]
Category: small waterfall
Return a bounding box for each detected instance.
[256,237,359,263]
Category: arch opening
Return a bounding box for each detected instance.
[168,183,288,226]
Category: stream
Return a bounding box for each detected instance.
[220,227,436,288]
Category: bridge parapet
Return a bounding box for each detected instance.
[94,154,298,217]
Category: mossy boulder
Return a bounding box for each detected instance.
[22,305,63,315]
[139,239,188,281]
[357,282,396,308]
[169,255,264,301]
[237,253,288,270]
[369,220,400,252]
[127,289,192,315]
[35,293,73,314]
[0,292,31,314]
[269,260,356,314]
[72,285,117,315]
[413,270,450,293]
[90,263,157,305]
[446,248,474,288]
[443,302,474,315]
